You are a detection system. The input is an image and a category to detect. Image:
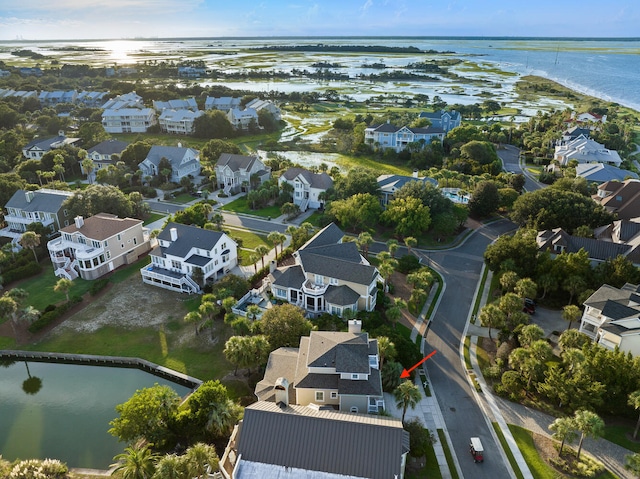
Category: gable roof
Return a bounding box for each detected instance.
[594,180,640,219]
[87,139,129,156]
[215,153,259,172]
[254,347,299,403]
[367,122,444,135]
[142,145,199,168]
[419,109,460,121]
[577,163,638,183]
[157,222,228,258]
[536,228,634,263]
[5,189,72,211]
[299,222,344,250]
[281,167,333,190]
[236,401,408,479]
[59,213,141,240]
[377,174,438,192]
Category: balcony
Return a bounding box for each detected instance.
[4,214,54,228]
[47,237,104,260]
[302,280,328,296]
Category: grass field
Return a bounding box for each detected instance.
[603,424,640,453]
[220,196,283,218]
[143,212,166,226]
[15,268,96,311]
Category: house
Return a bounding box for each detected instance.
[141,222,237,294]
[84,139,129,173]
[19,67,42,77]
[138,145,201,183]
[561,126,591,142]
[577,163,638,184]
[102,107,156,134]
[536,227,640,266]
[22,131,81,160]
[205,96,241,111]
[268,223,382,317]
[593,179,640,220]
[152,98,198,111]
[418,109,461,133]
[377,173,438,207]
[157,109,203,135]
[38,90,78,106]
[178,66,206,78]
[1,189,73,242]
[573,111,607,124]
[101,92,144,110]
[579,283,640,356]
[364,122,445,153]
[227,107,258,130]
[245,98,281,121]
[47,213,151,280]
[214,153,271,195]
[255,319,385,413]
[75,91,109,107]
[219,400,409,479]
[279,167,333,211]
[554,134,622,166]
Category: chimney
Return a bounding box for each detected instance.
[58,130,65,138]
[74,216,84,228]
[170,227,178,241]
[348,319,362,334]
[270,259,277,273]
[177,142,182,148]
[274,377,289,407]
[412,169,419,178]
[25,191,34,203]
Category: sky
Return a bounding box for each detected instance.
[0,0,638,41]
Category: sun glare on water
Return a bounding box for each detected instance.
[106,40,140,63]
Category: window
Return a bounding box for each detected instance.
[92,240,101,248]
[106,251,111,259]
[117,234,122,241]
[171,260,181,269]
[63,209,69,217]
[133,237,137,245]
[275,288,287,299]
[330,392,338,399]
[351,374,359,380]
[315,391,324,402]
[315,274,324,285]
[330,277,338,285]
[350,406,358,413]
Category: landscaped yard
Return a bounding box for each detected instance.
[220,195,283,218]
[143,212,166,226]
[13,268,96,311]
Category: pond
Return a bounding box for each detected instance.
[0,360,192,470]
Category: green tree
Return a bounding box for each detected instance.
[152,454,187,479]
[468,180,500,218]
[111,440,159,479]
[499,271,520,293]
[327,193,382,232]
[625,453,640,478]
[562,304,582,331]
[382,197,431,239]
[19,231,41,263]
[185,442,219,479]
[549,417,577,456]
[629,390,640,440]
[334,168,380,199]
[404,236,417,256]
[377,336,396,369]
[573,409,604,461]
[386,239,399,258]
[404,417,435,458]
[193,110,233,139]
[54,278,73,302]
[184,311,202,336]
[515,278,537,300]
[180,380,241,441]
[478,303,506,340]
[356,231,374,259]
[255,244,270,270]
[259,303,312,350]
[394,379,422,423]
[109,384,181,448]
[63,184,134,218]
[268,231,287,259]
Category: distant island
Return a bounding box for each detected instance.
[256,44,452,54]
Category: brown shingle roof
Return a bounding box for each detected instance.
[60,213,142,240]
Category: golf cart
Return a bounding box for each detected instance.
[470,437,484,463]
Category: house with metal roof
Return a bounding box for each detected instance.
[577,163,638,184]
[22,131,81,160]
[140,222,237,294]
[157,109,203,135]
[279,167,333,211]
[245,98,281,121]
[364,122,445,153]
[268,223,382,317]
[219,399,409,479]
[255,319,385,415]
[580,283,640,356]
[227,107,258,130]
[554,134,622,167]
[561,125,591,142]
[152,98,198,112]
[47,213,150,280]
[84,139,129,175]
[138,145,201,183]
[1,189,73,242]
[214,153,271,195]
[418,109,461,133]
[377,173,439,207]
[204,96,241,111]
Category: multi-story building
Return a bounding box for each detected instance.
[279,167,333,211]
[204,96,241,111]
[138,145,201,183]
[1,189,73,241]
[227,107,259,130]
[157,109,203,135]
[84,139,129,174]
[214,153,271,195]
[22,131,81,160]
[364,122,445,152]
[418,109,461,133]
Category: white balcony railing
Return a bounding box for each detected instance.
[302,280,328,296]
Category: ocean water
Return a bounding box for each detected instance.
[0,36,638,111]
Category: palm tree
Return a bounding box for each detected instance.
[377,336,396,369]
[394,379,422,423]
[224,336,245,375]
[184,311,202,336]
[573,409,604,461]
[82,158,95,184]
[249,254,260,274]
[152,454,187,479]
[356,232,373,259]
[562,304,581,331]
[111,440,158,479]
[267,231,286,259]
[19,231,41,263]
[629,390,640,440]
[478,303,506,340]
[255,245,270,270]
[54,278,74,302]
[386,239,399,258]
[625,453,640,478]
[185,442,219,479]
[404,236,417,256]
[205,399,239,439]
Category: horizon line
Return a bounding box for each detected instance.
[2,35,640,43]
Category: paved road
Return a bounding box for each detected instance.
[418,219,518,479]
[497,144,543,192]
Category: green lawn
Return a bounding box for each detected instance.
[220,196,283,218]
[226,227,274,250]
[16,268,96,311]
[143,212,166,226]
[603,424,640,453]
[493,423,525,479]
[165,193,195,204]
[304,211,324,227]
[509,425,557,479]
[436,429,460,479]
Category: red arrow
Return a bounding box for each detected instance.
[400,350,437,378]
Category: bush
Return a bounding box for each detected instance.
[397,254,421,274]
[2,261,42,284]
[89,278,110,295]
[29,308,62,332]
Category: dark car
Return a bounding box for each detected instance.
[523,298,536,315]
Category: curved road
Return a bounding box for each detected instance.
[417,220,517,478]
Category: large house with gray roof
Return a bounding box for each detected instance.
[577,163,638,184]
[377,173,438,207]
[554,134,622,166]
[83,139,129,176]
[279,167,333,211]
[2,189,73,242]
[22,131,81,160]
[138,145,201,183]
[593,179,640,220]
[255,319,385,414]
[418,109,461,133]
[219,399,408,479]
[580,283,640,356]
[268,223,381,317]
[141,222,237,294]
[364,122,445,152]
[214,153,270,195]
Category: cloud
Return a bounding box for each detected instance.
[361,0,373,11]
[7,0,203,14]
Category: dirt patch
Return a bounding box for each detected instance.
[388,270,419,331]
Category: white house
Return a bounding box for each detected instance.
[101,92,144,110]
[214,153,271,195]
[102,107,156,134]
[138,145,201,183]
[227,107,259,130]
[364,122,445,153]
[279,167,333,211]
[418,109,461,133]
[573,112,607,124]
[157,109,203,135]
[377,173,438,207]
[22,131,81,160]
[140,222,238,294]
[84,139,129,174]
[205,96,241,111]
[153,98,198,111]
[246,98,281,121]
[554,134,622,167]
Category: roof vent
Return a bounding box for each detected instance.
[74,216,84,228]
[170,227,178,241]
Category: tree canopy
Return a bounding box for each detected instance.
[259,303,313,350]
[62,184,135,218]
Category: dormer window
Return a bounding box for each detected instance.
[369,355,378,369]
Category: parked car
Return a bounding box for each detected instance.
[523,298,536,315]
[470,437,484,463]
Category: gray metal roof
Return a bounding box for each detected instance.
[87,139,129,156]
[281,167,334,190]
[216,153,258,172]
[298,251,378,285]
[236,401,407,479]
[158,222,229,258]
[143,145,199,168]
[5,189,72,212]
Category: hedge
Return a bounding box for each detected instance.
[2,262,42,285]
[89,278,110,296]
[28,295,83,333]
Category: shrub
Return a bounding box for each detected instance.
[89,278,110,295]
[397,254,421,274]
[2,261,42,284]
[29,308,62,332]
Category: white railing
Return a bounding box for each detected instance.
[299,198,309,212]
[597,336,619,350]
[302,280,328,296]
